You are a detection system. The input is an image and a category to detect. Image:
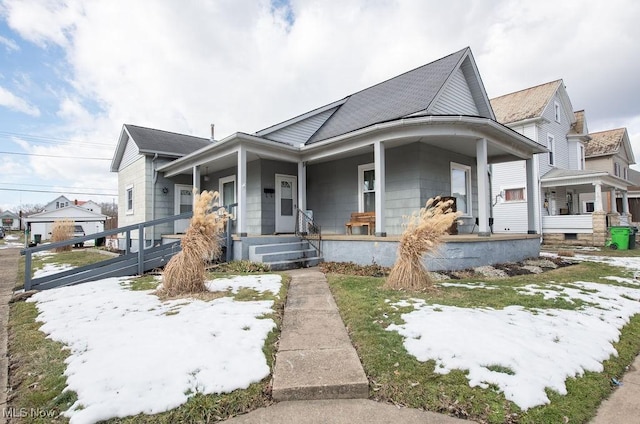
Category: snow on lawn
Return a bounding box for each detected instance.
[387,257,640,411]
[28,275,281,424]
[0,234,23,249]
[33,263,74,278]
[206,274,282,295]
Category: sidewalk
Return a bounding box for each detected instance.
[224,268,467,424]
[0,248,20,423]
[590,353,640,423]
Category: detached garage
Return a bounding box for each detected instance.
[24,205,107,243]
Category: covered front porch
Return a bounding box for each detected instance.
[540,169,631,246]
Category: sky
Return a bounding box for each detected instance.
[20,244,640,421]
[1,0,639,212]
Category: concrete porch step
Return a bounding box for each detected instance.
[272,269,368,401]
[248,239,323,270]
[268,256,323,271]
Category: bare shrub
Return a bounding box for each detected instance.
[384,197,460,291]
[161,190,229,296]
[51,220,74,253]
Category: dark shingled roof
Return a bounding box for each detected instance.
[584,128,626,157]
[125,124,212,156]
[490,80,561,125]
[307,48,469,144]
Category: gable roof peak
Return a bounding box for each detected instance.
[490,79,572,125]
[306,47,479,144]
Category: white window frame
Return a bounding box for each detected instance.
[583,201,595,214]
[502,187,526,203]
[547,134,555,166]
[219,175,236,207]
[358,163,375,213]
[578,144,585,170]
[450,162,472,216]
[126,184,134,215]
[614,162,621,177]
[554,101,561,122]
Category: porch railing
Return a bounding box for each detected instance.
[542,215,593,234]
[295,209,321,256]
[21,205,235,291]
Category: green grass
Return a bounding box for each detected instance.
[327,262,640,424]
[8,272,290,423]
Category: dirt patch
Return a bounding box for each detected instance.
[320,255,576,279]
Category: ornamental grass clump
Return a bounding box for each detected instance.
[385,196,460,291]
[162,190,228,296]
[51,219,74,253]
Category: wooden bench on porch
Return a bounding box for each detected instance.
[345,212,376,235]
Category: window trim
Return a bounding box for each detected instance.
[358,163,375,213]
[547,134,555,166]
[450,162,472,217]
[126,184,134,215]
[578,144,585,170]
[502,187,526,203]
[219,175,236,207]
[614,162,621,177]
[624,166,629,180]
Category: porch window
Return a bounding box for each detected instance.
[585,202,595,213]
[504,188,525,202]
[547,134,555,166]
[451,162,471,216]
[126,185,134,214]
[219,175,236,208]
[358,163,375,213]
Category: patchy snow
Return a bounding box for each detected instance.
[439,282,498,290]
[28,275,281,424]
[387,257,640,411]
[33,263,73,278]
[205,274,282,295]
[0,234,23,249]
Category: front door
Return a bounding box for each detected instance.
[174,185,192,234]
[275,174,297,233]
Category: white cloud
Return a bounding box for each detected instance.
[2,0,640,203]
[0,34,18,51]
[0,85,40,116]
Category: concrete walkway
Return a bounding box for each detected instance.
[0,248,20,421]
[590,353,640,423]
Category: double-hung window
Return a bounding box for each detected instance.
[358,163,375,213]
[547,134,555,166]
[126,185,134,214]
[451,162,471,216]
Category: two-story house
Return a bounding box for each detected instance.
[491,81,635,246]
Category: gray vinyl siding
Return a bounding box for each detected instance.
[119,136,140,171]
[538,93,572,175]
[307,142,477,235]
[262,107,338,146]
[201,159,297,235]
[430,68,480,116]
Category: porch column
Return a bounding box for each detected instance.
[297,161,307,213]
[476,138,490,236]
[374,140,386,236]
[192,165,200,193]
[525,158,537,234]
[594,183,603,211]
[622,191,629,214]
[237,146,247,236]
[610,188,618,213]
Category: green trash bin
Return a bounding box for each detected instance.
[610,226,631,250]
[34,234,42,244]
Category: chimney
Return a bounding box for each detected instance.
[210,123,215,141]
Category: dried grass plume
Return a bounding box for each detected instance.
[51,219,74,253]
[162,190,228,296]
[385,197,460,291]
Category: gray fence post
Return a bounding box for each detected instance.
[125,230,131,255]
[24,251,32,290]
[137,224,144,275]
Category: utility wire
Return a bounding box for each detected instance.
[0,130,113,146]
[0,151,112,160]
[0,187,117,196]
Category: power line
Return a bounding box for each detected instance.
[0,130,113,146]
[0,151,112,160]
[0,182,106,190]
[0,187,117,196]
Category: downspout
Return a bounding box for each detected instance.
[151,153,158,246]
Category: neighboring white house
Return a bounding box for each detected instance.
[23,205,107,243]
[0,210,20,230]
[490,81,635,246]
